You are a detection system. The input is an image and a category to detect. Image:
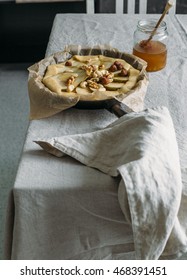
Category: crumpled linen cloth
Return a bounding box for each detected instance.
[35,106,187,259]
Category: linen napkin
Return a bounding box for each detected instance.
[35,106,186,259]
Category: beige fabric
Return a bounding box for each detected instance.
[35,106,187,260]
[4,108,136,260]
[28,45,148,120]
[4,14,187,260]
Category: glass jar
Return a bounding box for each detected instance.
[133,19,168,72]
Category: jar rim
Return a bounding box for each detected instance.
[137,19,167,32]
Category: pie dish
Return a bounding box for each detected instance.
[28,45,148,119]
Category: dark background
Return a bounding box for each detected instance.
[0,0,186,63]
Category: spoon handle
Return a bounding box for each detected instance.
[144,1,173,45]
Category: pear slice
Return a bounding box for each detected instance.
[128,68,140,80]
[42,75,67,93]
[113,76,129,82]
[73,70,88,87]
[58,72,77,82]
[59,69,88,87]
[44,64,66,78]
[113,70,121,76]
[67,60,86,68]
[74,55,100,63]
[99,55,115,63]
[105,82,124,91]
[99,56,131,71]
[44,64,79,78]
[76,86,91,96]
[99,56,115,70]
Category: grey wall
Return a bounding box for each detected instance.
[0,2,86,63]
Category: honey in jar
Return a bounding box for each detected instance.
[133,19,168,72]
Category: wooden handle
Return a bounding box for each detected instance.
[104,99,133,118]
[142,1,173,46]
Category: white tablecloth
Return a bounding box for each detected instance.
[4,14,187,260]
[176,14,187,31]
